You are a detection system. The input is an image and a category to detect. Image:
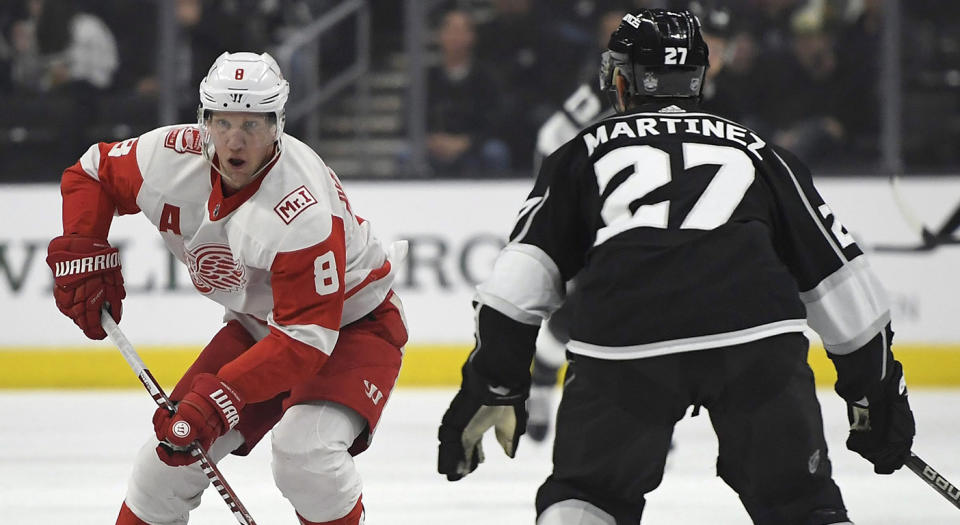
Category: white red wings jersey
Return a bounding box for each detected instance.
[64,124,395,357]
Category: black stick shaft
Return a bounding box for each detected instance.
[906,453,960,511]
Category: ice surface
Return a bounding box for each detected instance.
[1,388,958,524]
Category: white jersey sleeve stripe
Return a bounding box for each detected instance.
[800,256,891,355]
[267,315,340,355]
[513,188,551,243]
[223,309,270,340]
[567,319,808,360]
[773,150,847,261]
[78,143,103,181]
[475,243,564,325]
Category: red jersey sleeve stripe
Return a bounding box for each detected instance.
[61,162,117,237]
[60,139,146,237]
[94,141,143,216]
[270,216,347,333]
[217,327,329,403]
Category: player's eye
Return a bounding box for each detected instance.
[215,119,231,130]
[242,121,259,132]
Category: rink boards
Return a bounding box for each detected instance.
[1,178,958,388]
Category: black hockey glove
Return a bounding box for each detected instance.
[438,356,529,481]
[438,304,539,481]
[846,359,915,474]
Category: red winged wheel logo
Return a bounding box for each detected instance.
[185,243,246,294]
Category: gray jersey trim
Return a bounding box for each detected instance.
[536,499,616,525]
[474,242,564,326]
[800,255,891,355]
[567,319,807,360]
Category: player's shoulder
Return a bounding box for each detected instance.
[128,124,205,170]
[763,143,815,184]
[538,133,587,179]
[126,124,208,188]
[133,124,205,157]
[245,136,340,248]
[269,134,338,197]
[272,133,338,183]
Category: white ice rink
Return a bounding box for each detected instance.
[1,388,958,524]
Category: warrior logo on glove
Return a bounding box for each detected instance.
[46,235,126,340]
[172,421,191,439]
[153,373,246,466]
[209,387,241,429]
[51,251,121,277]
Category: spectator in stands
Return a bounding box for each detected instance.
[704,19,766,131]
[426,9,510,177]
[739,0,805,53]
[105,0,243,122]
[0,5,26,94]
[833,0,883,164]
[548,0,644,55]
[688,1,743,121]
[474,0,577,171]
[752,7,845,164]
[169,0,244,121]
[10,0,117,94]
[574,8,628,86]
[8,0,118,158]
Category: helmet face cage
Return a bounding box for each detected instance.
[600,9,709,102]
[197,51,290,147]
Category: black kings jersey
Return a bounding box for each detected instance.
[477,100,891,361]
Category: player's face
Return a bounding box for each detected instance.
[207,111,277,190]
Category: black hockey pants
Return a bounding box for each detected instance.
[535,333,848,525]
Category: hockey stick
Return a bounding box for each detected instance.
[905,452,960,511]
[100,310,258,525]
[872,174,960,252]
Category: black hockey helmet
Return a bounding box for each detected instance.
[599,9,709,103]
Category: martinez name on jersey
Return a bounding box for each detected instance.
[582,105,766,158]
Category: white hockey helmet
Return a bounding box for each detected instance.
[197,51,290,142]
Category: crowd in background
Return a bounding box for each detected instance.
[0,0,341,178]
[0,0,957,181]
[424,0,892,176]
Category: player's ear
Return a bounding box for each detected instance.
[613,68,629,112]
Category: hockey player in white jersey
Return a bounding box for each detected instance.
[439,9,915,524]
[45,52,406,525]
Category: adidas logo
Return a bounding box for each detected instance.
[659,105,685,113]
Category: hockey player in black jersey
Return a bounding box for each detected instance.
[525,1,739,444]
[438,8,915,525]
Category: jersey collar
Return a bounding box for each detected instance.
[628,98,702,114]
[207,150,282,221]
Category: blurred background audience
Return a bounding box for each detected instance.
[424,9,510,176]
[0,0,956,181]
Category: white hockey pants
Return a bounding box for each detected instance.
[123,401,365,524]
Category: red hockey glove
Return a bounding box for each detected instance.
[46,235,124,340]
[153,373,245,466]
